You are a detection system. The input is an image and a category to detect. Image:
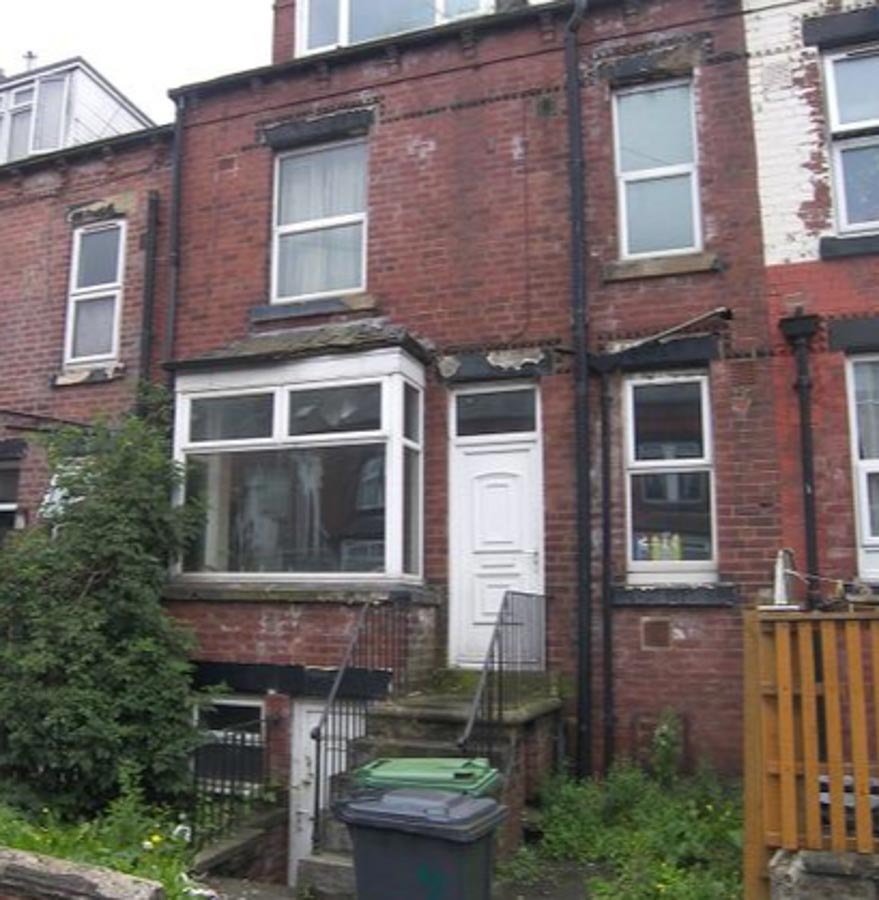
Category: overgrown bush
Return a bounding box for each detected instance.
[0,395,204,817]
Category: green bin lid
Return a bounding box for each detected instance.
[353,757,500,795]
[335,788,507,841]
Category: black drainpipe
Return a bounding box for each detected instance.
[599,366,614,770]
[164,96,186,389]
[779,313,821,608]
[565,0,592,779]
[138,190,160,386]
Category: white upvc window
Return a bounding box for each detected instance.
[824,48,879,235]
[0,463,20,546]
[65,221,125,366]
[613,80,702,259]
[297,0,491,56]
[175,348,424,581]
[272,140,368,304]
[846,358,879,581]
[624,374,717,584]
[1,73,69,164]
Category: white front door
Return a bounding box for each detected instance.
[449,385,544,668]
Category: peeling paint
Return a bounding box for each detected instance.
[511,134,527,162]
[437,355,461,378]
[486,347,545,370]
[406,137,436,161]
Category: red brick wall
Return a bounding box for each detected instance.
[272,0,297,65]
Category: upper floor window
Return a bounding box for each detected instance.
[625,374,716,584]
[65,222,125,366]
[0,74,68,163]
[848,358,879,580]
[273,141,367,304]
[825,48,879,235]
[298,0,489,55]
[613,81,701,258]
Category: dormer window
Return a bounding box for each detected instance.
[2,75,69,163]
[298,0,490,56]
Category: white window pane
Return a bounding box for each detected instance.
[633,382,704,460]
[869,474,879,537]
[840,143,879,226]
[834,55,879,126]
[278,143,366,225]
[289,384,381,435]
[350,0,432,43]
[12,88,33,105]
[631,471,712,561]
[446,0,482,16]
[9,109,31,161]
[190,394,274,442]
[77,227,121,288]
[625,175,695,254]
[855,362,879,460]
[617,84,693,173]
[72,296,115,359]
[307,0,339,48]
[34,77,65,151]
[457,390,536,436]
[277,222,363,298]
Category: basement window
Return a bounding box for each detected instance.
[176,348,424,581]
[825,48,879,235]
[298,0,490,55]
[624,374,717,584]
[194,697,266,792]
[0,464,20,546]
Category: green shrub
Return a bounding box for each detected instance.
[0,394,204,818]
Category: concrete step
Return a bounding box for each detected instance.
[317,811,353,855]
[296,851,355,900]
[206,877,295,899]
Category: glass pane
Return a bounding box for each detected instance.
[840,143,879,226]
[9,109,31,161]
[0,468,20,504]
[457,389,536,436]
[77,227,121,288]
[278,143,366,225]
[404,447,420,574]
[185,446,386,574]
[190,394,274,442]
[634,382,704,460]
[834,54,879,126]
[200,704,262,734]
[625,175,695,254]
[350,0,432,43]
[617,84,693,172]
[404,383,420,442]
[446,0,482,16]
[277,222,363,298]
[34,77,65,151]
[307,0,339,48]
[72,296,115,359]
[0,511,15,546]
[854,362,879,460]
[869,474,879,538]
[289,384,380,435]
[631,471,712,561]
[12,88,33,105]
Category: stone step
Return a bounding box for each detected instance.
[317,811,353,855]
[205,877,295,899]
[296,851,355,900]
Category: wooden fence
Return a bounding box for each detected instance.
[744,609,879,899]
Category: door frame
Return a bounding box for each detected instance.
[288,698,323,886]
[447,381,545,668]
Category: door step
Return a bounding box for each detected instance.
[296,851,355,900]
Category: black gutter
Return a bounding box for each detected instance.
[779,314,821,608]
[599,367,614,771]
[138,191,160,386]
[164,97,186,389]
[565,0,592,779]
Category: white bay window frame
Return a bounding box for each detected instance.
[846,357,879,581]
[296,0,493,56]
[64,220,125,367]
[824,47,879,236]
[624,373,717,585]
[612,79,702,259]
[174,348,424,582]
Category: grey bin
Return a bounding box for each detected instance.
[334,788,507,900]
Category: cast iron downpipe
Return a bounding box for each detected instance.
[164,95,186,387]
[779,314,821,608]
[599,367,614,770]
[138,190,160,386]
[565,0,592,779]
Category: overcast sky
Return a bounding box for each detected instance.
[1,1,274,124]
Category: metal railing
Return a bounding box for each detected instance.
[310,595,411,848]
[458,590,546,766]
[190,716,273,848]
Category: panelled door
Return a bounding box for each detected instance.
[448,385,544,668]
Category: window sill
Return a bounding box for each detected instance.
[819,234,879,260]
[52,363,125,387]
[612,583,736,608]
[603,251,722,283]
[249,293,378,326]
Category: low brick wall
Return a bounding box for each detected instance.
[770,849,879,899]
[0,848,164,899]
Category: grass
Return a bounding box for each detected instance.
[499,763,743,900]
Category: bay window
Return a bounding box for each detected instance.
[625,374,717,584]
[176,349,423,580]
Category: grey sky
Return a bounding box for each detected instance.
[1,1,274,124]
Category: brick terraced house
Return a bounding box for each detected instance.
[0,0,876,891]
